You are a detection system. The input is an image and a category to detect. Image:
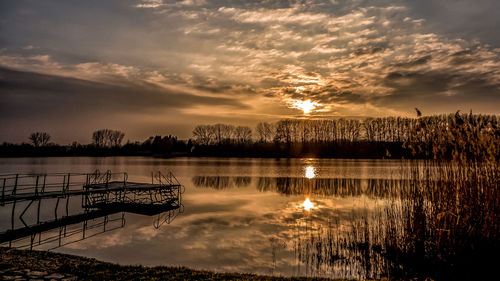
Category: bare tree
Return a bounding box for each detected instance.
[92,129,125,148]
[192,125,214,145]
[213,124,235,144]
[274,120,292,144]
[92,130,106,147]
[109,130,125,147]
[256,122,274,142]
[29,132,51,147]
[235,126,252,143]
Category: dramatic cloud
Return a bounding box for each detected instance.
[1,0,499,142]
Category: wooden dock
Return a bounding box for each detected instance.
[1,171,182,204]
[0,170,184,249]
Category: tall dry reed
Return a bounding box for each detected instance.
[293,112,499,280]
[382,112,499,279]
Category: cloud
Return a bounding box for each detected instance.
[0,66,253,143]
[0,66,249,116]
[145,1,500,117]
[135,0,206,8]
[1,0,499,142]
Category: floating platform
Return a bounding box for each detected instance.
[0,170,184,249]
[1,171,182,204]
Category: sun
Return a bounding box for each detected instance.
[291,99,321,114]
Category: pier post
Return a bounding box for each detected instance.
[66,173,71,194]
[62,175,66,196]
[1,178,5,204]
[65,197,69,218]
[35,175,39,197]
[37,198,41,224]
[42,174,46,194]
[13,174,18,196]
[11,200,16,230]
[55,198,60,220]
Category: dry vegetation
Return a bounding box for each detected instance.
[293,112,499,280]
[381,112,499,279]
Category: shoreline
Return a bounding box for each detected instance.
[0,248,351,281]
[0,154,412,160]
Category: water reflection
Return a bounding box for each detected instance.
[0,157,421,279]
[192,176,232,189]
[292,213,386,279]
[304,166,316,179]
[0,171,184,250]
[300,198,314,211]
[0,203,181,251]
[190,173,402,278]
[192,175,412,198]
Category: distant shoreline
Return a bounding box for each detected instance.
[0,141,418,159]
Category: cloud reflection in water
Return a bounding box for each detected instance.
[2,158,414,279]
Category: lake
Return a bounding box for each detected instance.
[0,157,415,279]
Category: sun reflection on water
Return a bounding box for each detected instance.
[305,166,316,179]
[301,198,315,211]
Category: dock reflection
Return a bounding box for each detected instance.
[0,198,183,250]
[0,171,184,250]
[0,170,184,249]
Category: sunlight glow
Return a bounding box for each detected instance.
[301,198,315,211]
[291,99,322,114]
[305,166,316,179]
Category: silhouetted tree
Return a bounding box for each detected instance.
[29,132,51,147]
[193,125,214,145]
[92,129,125,148]
[235,126,252,144]
[213,124,235,144]
[256,122,274,142]
[109,130,125,147]
[274,120,293,144]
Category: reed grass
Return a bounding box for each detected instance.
[381,112,499,279]
[293,112,499,280]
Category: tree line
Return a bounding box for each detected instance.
[1,112,498,159]
[190,112,499,159]
[192,113,498,147]
[192,124,253,145]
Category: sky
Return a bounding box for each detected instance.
[1,0,500,144]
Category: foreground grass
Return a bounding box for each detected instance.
[0,248,353,281]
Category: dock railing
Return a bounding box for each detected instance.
[84,170,128,191]
[0,170,181,204]
[0,170,184,249]
[0,173,90,204]
[153,171,181,187]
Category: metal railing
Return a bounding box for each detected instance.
[152,171,181,187]
[0,173,88,204]
[0,170,185,250]
[0,170,184,206]
[85,170,128,187]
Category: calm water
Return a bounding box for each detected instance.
[0,157,413,278]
